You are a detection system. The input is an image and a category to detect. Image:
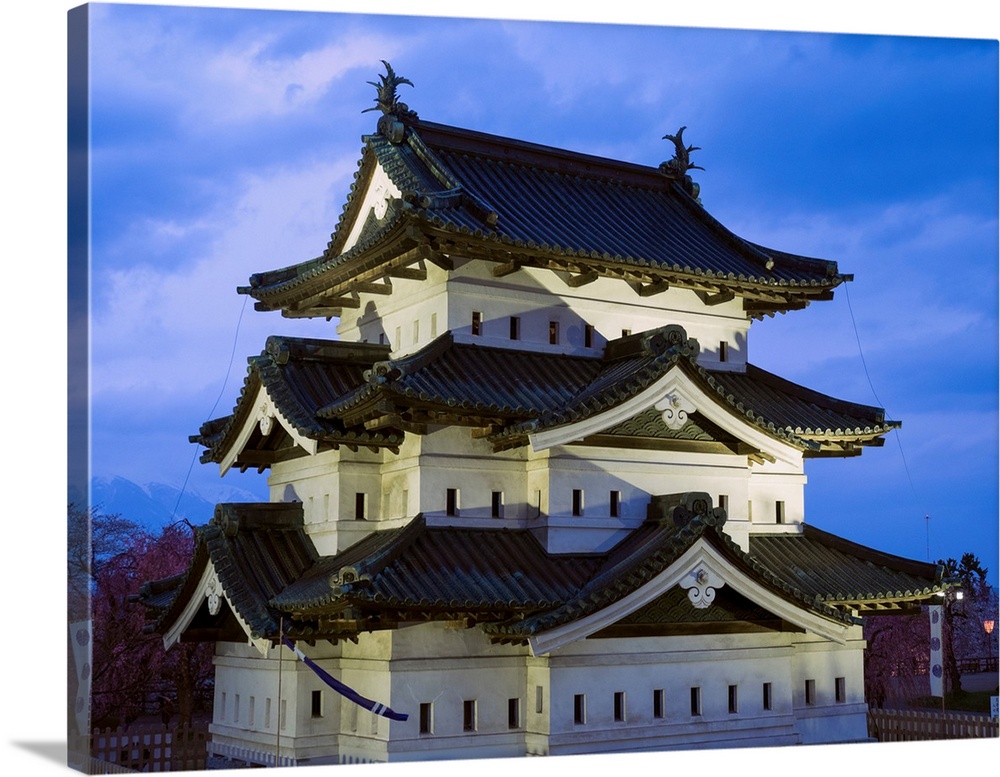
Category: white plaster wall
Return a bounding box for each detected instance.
[338,253,750,368]
[788,628,870,744]
[210,641,344,766]
[544,632,802,753]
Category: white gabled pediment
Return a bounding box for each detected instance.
[339,162,403,254]
[528,367,801,466]
[219,384,318,475]
[162,559,271,656]
[527,538,851,656]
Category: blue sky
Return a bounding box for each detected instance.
[81,3,998,584]
[78,2,1000,581]
[3,2,997,774]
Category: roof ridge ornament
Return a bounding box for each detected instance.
[659,126,704,200]
[364,60,419,144]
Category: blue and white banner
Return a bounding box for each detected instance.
[283,638,408,721]
[928,604,943,697]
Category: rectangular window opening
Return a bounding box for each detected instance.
[491,491,504,519]
[614,691,626,722]
[609,490,621,518]
[549,320,559,345]
[265,698,272,729]
[509,316,520,340]
[762,682,773,711]
[471,311,482,336]
[413,320,420,344]
[419,702,433,735]
[402,489,409,518]
[508,698,521,730]
[835,677,846,703]
[311,690,322,718]
[805,679,816,706]
[355,492,367,521]
[234,694,240,723]
[249,696,255,728]
[430,312,438,339]
[572,489,584,517]
[653,689,665,719]
[718,494,729,514]
[690,687,702,716]
[728,684,739,714]
[621,328,631,338]
[446,488,460,517]
[720,340,729,362]
[573,694,586,725]
[584,323,595,348]
[775,500,786,524]
[463,699,477,732]
[747,500,754,523]
[535,686,544,714]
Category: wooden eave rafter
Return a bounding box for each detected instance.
[253,209,840,318]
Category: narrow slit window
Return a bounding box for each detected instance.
[430,312,438,338]
[549,320,559,345]
[835,677,846,703]
[572,489,584,517]
[690,687,702,716]
[413,320,420,344]
[535,686,544,714]
[720,340,729,362]
[718,494,729,514]
[653,689,665,719]
[265,698,272,729]
[509,316,520,340]
[311,690,322,718]
[747,500,754,522]
[728,685,739,714]
[614,691,626,722]
[584,323,595,348]
[491,491,504,519]
[621,328,631,338]
[471,311,482,336]
[573,694,586,725]
[805,679,816,705]
[762,682,772,711]
[775,501,786,524]
[463,700,477,732]
[609,490,621,518]
[508,698,521,729]
[446,488,460,517]
[419,702,433,735]
[234,694,240,723]
[355,492,367,521]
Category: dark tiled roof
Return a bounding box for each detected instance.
[706,365,898,443]
[143,502,943,645]
[748,525,943,609]
[193,336,404,466]
[272,515,601,616]
[195,326,897,467]
[241,120,845,314]
[141,502,317,640]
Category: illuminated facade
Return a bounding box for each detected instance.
[142,65,943,767]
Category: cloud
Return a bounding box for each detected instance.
[90,152,355,400]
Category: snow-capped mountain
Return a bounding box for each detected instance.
[89,476,267,530]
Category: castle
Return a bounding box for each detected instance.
[141,64,942,767]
